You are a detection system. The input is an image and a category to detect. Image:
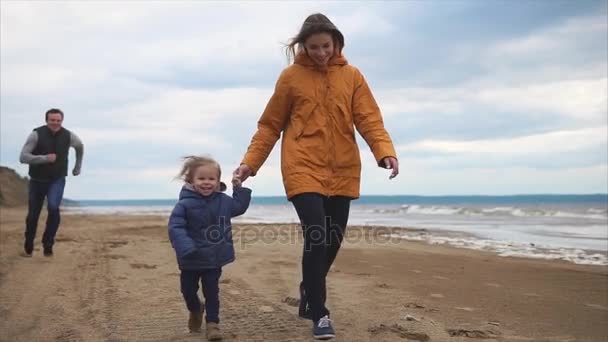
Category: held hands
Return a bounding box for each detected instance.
[233,164,253,183]
[382,157,399,179]
[232,172,242,188]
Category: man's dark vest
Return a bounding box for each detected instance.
[29,126,71,181]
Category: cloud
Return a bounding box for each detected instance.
[0,64,111,97]
[473,79,607,122]
[399,126,607,155]
[487,14,607,60]
[377,77,607,133]
[67,86,276,149]
[394,126,607,171]
[372,15,607,126]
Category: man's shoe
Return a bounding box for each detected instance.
[188,311,203,333]
[205,322,222,341]
[313,315,335,340]
[298,282,312,319]
[43,246,53,257]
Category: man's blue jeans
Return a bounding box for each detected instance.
[24,177,66,250]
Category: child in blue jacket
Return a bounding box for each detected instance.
[168,155,251,341]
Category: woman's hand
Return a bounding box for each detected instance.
[382,157,399,179]
[234,164,253,183]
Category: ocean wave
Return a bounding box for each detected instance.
[394,204,608,220]
[386,232,607,266]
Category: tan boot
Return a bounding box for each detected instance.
[206,322,222,341]
[188,311,203,333]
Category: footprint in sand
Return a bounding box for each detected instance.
[270,260,297,267]
[129,263,157,269]
[228,289,241,295]
[455,307,476,312]
[411,269,423,274]
[56,237,77,242]
[447,328,500,339]
[585,303,608,311]
[372,265,386,269]
[430,293,444,298]
[105,254,127,260]
[484,282,502,288]
[523,292,541,297]
[432,275,449,280]
[368,324,430,341]
[107,240,129,248]
[283,296,300,307]
[259,305,275,313]
[404,314,419,322]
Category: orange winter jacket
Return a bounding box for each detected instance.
[241,52,397,199]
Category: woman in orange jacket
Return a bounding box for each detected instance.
[235,13,399,340]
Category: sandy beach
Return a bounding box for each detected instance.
[0,207,606,342]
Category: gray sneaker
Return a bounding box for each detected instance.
[313,315,335,340]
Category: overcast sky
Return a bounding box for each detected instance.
[1,1,606,199]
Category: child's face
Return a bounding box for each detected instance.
[191,164,220,196]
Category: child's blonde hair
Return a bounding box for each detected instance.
[177,155,222,184]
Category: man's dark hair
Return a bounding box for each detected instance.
[45,108,64,121]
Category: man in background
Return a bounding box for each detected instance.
[19,108,84,257]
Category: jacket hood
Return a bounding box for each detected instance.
[294,52,348,71]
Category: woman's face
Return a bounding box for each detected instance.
[304,33,335,67]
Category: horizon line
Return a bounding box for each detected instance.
[67,193,608,202]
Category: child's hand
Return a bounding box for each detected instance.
[232,173,242,188]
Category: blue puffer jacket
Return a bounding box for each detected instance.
[168,184,252,270]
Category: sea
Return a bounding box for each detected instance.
[63,194,608,266]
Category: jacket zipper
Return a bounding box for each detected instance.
[324,72,334,198]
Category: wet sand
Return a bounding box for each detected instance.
[1,208,607,341]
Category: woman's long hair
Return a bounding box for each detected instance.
[285,13,345,63]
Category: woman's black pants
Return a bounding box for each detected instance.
[291,192,351,322]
